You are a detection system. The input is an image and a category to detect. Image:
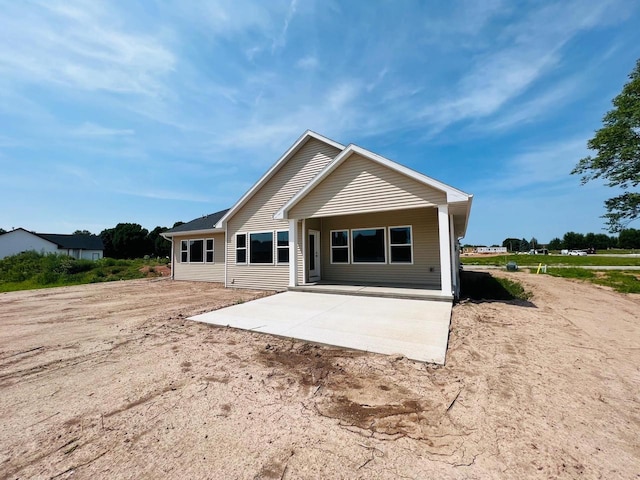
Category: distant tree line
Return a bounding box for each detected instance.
[501,228,640,251]
[98,223,183,259]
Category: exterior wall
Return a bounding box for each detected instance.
[172,232,225,282]
[0,229,58,259]
[319,208,441,287]
[288,154,447,219]
[63,249,103,260]
[226,138,341,290]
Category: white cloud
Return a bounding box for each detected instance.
[419,0,627,134]
[296,55,319,70]
[72,122,135,137]
[271,0,298,53]
[475,137,590,193]
[0,1,175,96]
[327,81,359,111]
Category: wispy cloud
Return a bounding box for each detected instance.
[0,1,175,96]
[474,137,589,193]
[72,122,135,137]
[419,0,627,134]
[271,0,298,53]
[296,55,319,70]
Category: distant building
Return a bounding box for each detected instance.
[0,228,104,260]
[476,246,508,254]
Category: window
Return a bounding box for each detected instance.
[189,239,204,262]
[205,238,214,263]
[352,228,385,263]
[389,226,412,263]
[180,240,188,262]
[331,230,349,263]
[276,230,289,264]
[236,234,246,264]
[250,232,273,264]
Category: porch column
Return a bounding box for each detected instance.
[449,213,458,298]
[288,219,298,287]
[438,205,453,297]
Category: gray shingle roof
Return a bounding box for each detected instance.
[37,233,104,250]
[164,209,229,235]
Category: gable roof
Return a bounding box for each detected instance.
[214,130,344,228]
[274,143,472,220]
[162,209,229,237]
[36,233,104,250]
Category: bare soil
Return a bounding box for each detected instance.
[1,274,639,479]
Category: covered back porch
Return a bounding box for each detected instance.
[274,144,472,299]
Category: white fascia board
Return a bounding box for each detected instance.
[162,228,224,239]
[274,143,472,219]
[214,130,345,228]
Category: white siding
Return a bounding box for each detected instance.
[0,229,58,259]
[173,233,225,282]
[319,208,441,287]
[289,153,447,219]
[226,138,341,290]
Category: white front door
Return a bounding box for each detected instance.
[308,230,320,282]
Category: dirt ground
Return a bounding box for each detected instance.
[1,274,639,479]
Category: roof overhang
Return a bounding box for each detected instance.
[161,228,224,239]
[214,130,344,228]
[274,144,472,222]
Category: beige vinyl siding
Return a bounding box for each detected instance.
[289,154,447,219]
[227,138,341,290]
[173,233,225,282]
[320,208,440,287]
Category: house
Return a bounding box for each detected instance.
[0,228,104,260]
[162,131,472,299]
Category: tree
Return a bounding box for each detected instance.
[548,237,563,250]
[100,223,150,259]
[100,228,115,258]
[0,228,6,235]
[529,237,538,250]
[572,59,640,232]
[502,238,521,251]
[147,226,171,257]
[73,229,93,235]
[563,231,585,250]
[618,228,640,249]
[519,238,530,252]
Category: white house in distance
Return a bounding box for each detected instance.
[162,131,473,299]
[0,228,104,260]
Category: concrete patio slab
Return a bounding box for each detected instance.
[189,291,453,364]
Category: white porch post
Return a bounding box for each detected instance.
[449,214,458,298]
[438,205,453,297]
[288,219,298,287]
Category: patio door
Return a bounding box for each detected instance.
[308,230,320,282]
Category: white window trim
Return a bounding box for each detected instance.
[276,229,290,265]
[351,227,387,264]
[330,229,350,264]
[248,230,275,265]
[236,232,247,265]
[180,239,188,263]
[205,238,215,264]
[388,225,414,265]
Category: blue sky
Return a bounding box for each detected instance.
[1,0,639,245]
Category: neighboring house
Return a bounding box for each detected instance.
[162,131,473,299]
[0,228,104,260]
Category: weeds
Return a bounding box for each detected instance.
[0,252,164,292]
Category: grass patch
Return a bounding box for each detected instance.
[0,252,166,292]
[462,254,640,267]
[547,268,640,294]
[460,270,532,301]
